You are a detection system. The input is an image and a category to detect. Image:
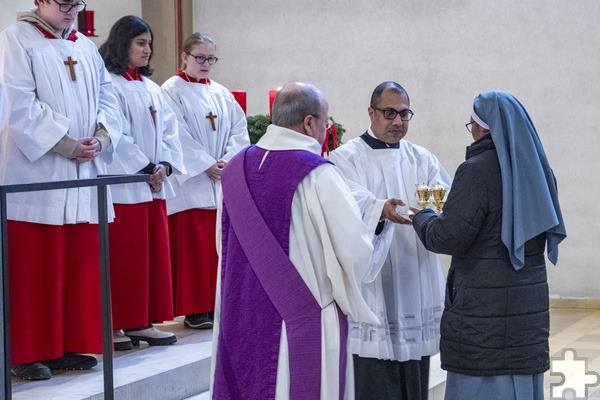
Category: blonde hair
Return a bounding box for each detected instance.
[181,32,216,70]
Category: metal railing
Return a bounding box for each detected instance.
[0,174,150,400]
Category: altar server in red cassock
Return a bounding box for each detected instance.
[162,32,249,329]
[99,15,184,350]
[0,0,122,380]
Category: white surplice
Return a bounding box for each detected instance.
[107,74,184,203]
[211,126,381,400]
[161,77,249,214]
[0,21,122,224]
[330,131,452,362]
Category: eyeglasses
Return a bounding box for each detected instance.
[465,121,476,133]
[373,107,414,121]
[311,115,333,129]
[52,0,86,13]
[187,53,219,65]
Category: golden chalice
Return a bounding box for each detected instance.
[415,184,432,209]
[431,184,447,213]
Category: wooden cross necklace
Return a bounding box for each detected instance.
[178,71,216,130]
[29,22,78,81]
[149,106,157,127]
[64,56,78,81]
[206,111,217,131]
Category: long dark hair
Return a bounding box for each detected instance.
[99,15,154,77]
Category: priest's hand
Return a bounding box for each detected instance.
[206,160,226,181]
[382,198,412,225]
[149,164,167,193]
[70,137,101,163]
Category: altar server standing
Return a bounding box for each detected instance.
[0,0,122,380]
[99,15,184,350]
[162,32,249,330]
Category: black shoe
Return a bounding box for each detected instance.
[42,352,98,371]
[208,312,215,321]
[11,362,52,380]
[184,313,213,329]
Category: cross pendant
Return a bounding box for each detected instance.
[149,106,157,126]
[206,111,217,131]
[64,56,78,81]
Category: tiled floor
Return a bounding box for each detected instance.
[430,307,600,400]
[546,308,600,399]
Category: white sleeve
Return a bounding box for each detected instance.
[296,164,379,324]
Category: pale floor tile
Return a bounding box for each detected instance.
[545,308,600,400]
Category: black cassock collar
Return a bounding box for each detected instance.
[360,132,400,149]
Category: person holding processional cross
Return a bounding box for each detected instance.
[0,0,122,380]
[162,32,249,330]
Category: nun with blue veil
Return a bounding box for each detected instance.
[411,91,567,400]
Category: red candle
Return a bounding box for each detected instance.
[269,89,278,121]
[231,90,247,115]
[85,10,94,36]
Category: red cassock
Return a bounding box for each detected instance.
[168,208,218,316]
[109,200,174,329]
[8,221,103,364]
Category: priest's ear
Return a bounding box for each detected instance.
[368,107,376,121]
[302,114,314,133]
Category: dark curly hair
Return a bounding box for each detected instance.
[99,15,154,77]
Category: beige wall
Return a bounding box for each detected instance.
[1,1,598,299]
[194,0,599,299]
[0,1,141,46]
[141,0,193,85]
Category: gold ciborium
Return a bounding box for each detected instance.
[431,184,447,214]
[415,184,432,209]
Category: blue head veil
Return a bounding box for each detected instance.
[472,91,566,270]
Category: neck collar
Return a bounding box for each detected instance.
[360,131,400,149]
[177,70,210,84]
[123,67,142,81]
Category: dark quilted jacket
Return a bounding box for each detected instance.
[412,134,549,376]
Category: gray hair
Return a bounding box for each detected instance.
[272,83,323,128]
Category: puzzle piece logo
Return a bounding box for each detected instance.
[550,348,600,399]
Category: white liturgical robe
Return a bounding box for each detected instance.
[0,21,121,225]
[161,77,249,214]
[330,131,452,362]
[211,126,381,400]
[107,74,184,203]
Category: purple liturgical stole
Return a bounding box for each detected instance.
[214,145,346,399]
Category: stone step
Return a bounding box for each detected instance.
[11,318,213,400]
[11,317,446,400]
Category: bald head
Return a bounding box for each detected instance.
[271,82,329,145]
[272,82,325,129]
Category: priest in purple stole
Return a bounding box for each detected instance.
[212,82,380,399]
